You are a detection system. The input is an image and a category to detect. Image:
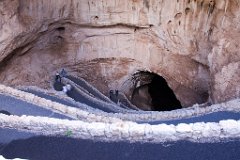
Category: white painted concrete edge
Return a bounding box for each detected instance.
[19,85,106,113]
[0,84,239,123]
[0,84,125,123]
[0,114,240,143]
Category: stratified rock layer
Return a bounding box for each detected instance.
[0,0,239,106]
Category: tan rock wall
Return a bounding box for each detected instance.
[0,0,239,106]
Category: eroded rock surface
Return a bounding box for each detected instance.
[0,0,239,107]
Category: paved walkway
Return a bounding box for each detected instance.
[0,73,240,160]
[0,94,72,120]
[1,134,240,160]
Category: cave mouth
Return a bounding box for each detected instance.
[131,71,182,111]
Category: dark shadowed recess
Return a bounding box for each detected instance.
[131,71,182,111]
[148,75,182,111]
[1,136,240,160]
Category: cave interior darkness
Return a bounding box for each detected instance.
[131,71,182,111]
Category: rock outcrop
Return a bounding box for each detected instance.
[0,0,239,107]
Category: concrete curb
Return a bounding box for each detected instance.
[0,84,124,123]
[0,84,239,123]
[0,114,240,143]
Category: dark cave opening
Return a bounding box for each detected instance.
[131,72,182,111]
[148,75,182,111]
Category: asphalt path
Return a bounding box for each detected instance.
[63,77,132,113]
[59,75,240,123]
[0,134,240,160]
[62,77,146,114]
[22,89,104,113]
[3,79,240,125]
[0,94,72,120]
[66,76,137,110]
[23,89,81,108]
[66,75,111,103]
[0,75,240,160]
[2,90,240,125]
[54,80,117,113]
[0,128,36,144]
[66,87,116,113]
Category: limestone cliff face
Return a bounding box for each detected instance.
[0,0,239,106]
